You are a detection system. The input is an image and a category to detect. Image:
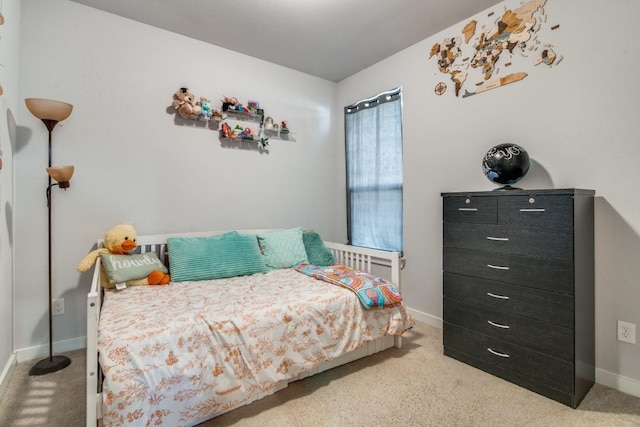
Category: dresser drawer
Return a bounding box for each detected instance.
[443,223,573,261]
[444,323,573,393]
[444,297,573,361]
[498,195,573,227]
[443,272,574,328]
[443,247,573,295]
[443,196,496,224]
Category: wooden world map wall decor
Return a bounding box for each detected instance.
[429,0,561,98]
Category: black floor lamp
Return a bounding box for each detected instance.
[25,98,74,376]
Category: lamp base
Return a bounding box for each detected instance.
[28,355,71,376]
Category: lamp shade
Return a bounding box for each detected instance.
[25,98,73,122]
[47,165,74,183]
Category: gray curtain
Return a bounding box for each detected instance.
[345,88,403,252]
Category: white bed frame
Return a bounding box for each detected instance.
[86,230,403,426]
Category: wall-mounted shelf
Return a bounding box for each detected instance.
[220,103,294,142]
[264,128,295,141]
[219,136,270,151]
[170,89,295,144]
[224,109,264,123]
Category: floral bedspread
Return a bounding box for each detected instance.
[98,268,412,427]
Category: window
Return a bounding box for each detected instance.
[344,87,403,252]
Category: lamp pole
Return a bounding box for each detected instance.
[25,98,73,375]
[47,124,53,365]
[28,115,72,375]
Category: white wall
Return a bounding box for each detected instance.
[0,0,20,391]
[15,0,339,357]
[338,0,640,393]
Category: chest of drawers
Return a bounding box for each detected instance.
[441,188,595,408]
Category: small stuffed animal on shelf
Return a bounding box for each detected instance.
[198,97,213,121]
[172,87,202,120]
[221,96,238,112]
[77,224,170,289]
[241,127,254,140]
[212,107,224,121]
[220,122,237,139]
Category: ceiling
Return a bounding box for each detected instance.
[70,0,504,82]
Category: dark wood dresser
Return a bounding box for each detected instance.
[441,188,595,408]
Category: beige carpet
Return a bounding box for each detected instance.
[1,322,639,426]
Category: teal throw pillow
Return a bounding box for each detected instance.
[257,227,309,269]
[100,252,168,284]
[167,232,267,282]
[302,230,335,266]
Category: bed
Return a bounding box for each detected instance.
[86,229,412,426]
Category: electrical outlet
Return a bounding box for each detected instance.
[617,321,636,344]
[52,298,64,315]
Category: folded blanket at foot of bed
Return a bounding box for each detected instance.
[294,263,403,309]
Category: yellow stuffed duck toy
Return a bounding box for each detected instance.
[77,224,170,289]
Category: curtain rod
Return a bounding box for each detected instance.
[345,86,402,114]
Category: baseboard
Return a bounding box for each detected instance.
[15,336,86,363]
[596,368,640,398]
[406,306,442,329]
[0,353,17,399]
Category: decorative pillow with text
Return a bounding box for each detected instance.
[100,252,168,284]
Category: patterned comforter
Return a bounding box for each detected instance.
[98,268,412,426]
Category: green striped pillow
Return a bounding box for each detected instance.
[167,232,267,282]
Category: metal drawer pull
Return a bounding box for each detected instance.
[488,320,510,329]
[487,264,509,270]
[487,348,510,358]
[519,208,546,212]
[457,208,478,211]
[487,292,510,300]
[486,236,509,241]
